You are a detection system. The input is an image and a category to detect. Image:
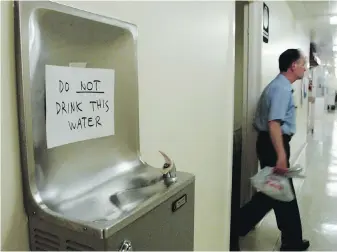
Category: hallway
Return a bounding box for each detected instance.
[240,111,337,251]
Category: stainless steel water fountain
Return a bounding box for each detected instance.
[14,1,195,250]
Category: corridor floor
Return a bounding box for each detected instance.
[240,112,337,251]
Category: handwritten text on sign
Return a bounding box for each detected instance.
[45,65,115,149]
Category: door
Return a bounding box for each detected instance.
[230,1,263,250]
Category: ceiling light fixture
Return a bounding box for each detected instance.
[333,45,337,52]
[330,16,337,25]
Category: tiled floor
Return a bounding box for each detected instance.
[240,112,337,251]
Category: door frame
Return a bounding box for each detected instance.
[240,1,263,207]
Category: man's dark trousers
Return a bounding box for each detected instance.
[238,132,303,244]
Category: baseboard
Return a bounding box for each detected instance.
[290,141,308,195]
[290,141,308,167]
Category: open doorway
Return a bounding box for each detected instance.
[230,1,263,250]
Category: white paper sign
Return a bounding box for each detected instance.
[45,65,115,149]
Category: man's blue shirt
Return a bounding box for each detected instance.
[253,74,296,135]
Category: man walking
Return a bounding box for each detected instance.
[235,49,310,251]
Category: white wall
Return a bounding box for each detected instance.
[1,1,30,250]
[1,1,236,250]
[262,1,310,160]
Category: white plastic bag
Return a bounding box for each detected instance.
[250,166,305,202]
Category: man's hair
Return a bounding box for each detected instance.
[278,49,301,72]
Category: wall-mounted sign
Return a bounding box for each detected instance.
[263,2,269,43]
[45,65,115,149]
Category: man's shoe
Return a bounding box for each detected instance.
[280,239,310,251]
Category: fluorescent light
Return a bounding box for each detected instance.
[333,45,337,51]
[330,16,337,24]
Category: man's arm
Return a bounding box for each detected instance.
[269,121,287,170]
[268,86,291,170]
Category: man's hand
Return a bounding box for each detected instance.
[274,153,288,174]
